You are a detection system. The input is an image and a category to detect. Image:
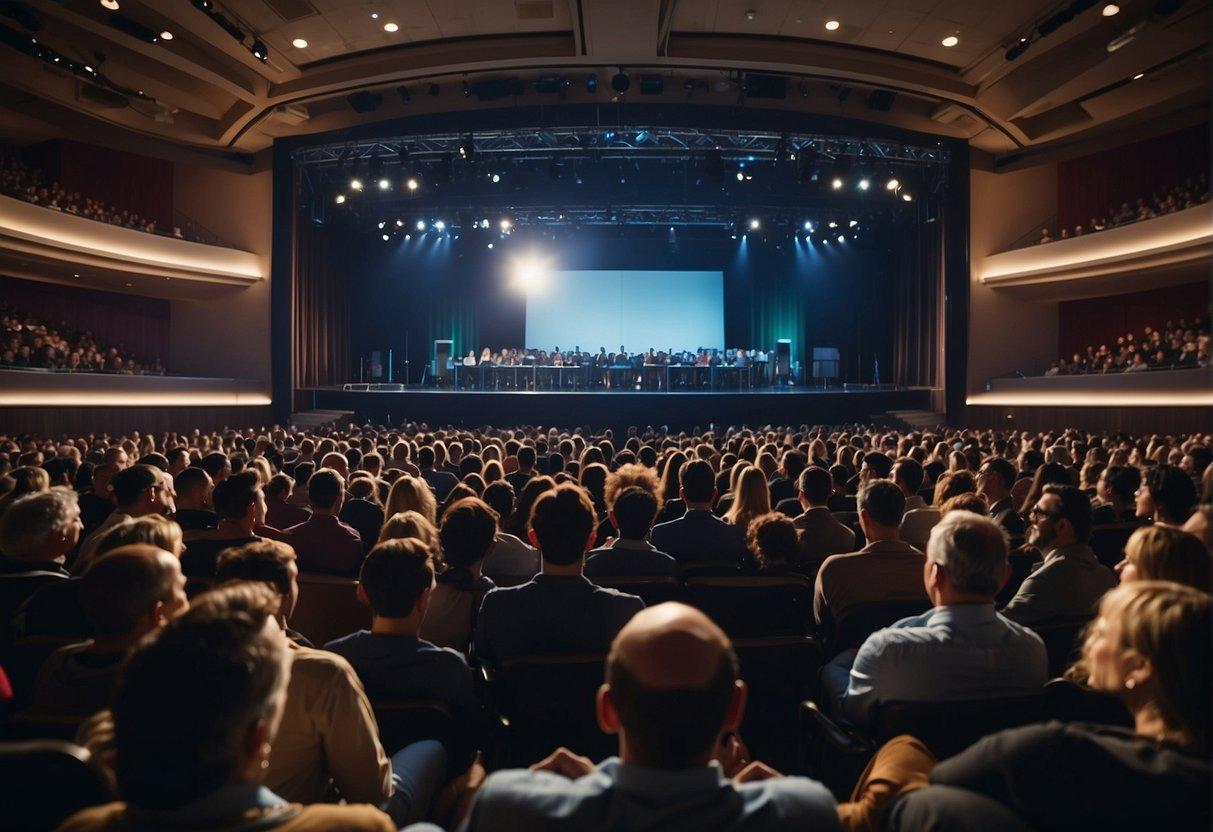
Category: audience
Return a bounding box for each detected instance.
[1035,172,1208,247]
[179,471,264,577]
[792,465,857,572]
[1,304,163,375]
[746,511,812,574]
[1043,314,1209,376]
[1115,525,1211,589]
[650,459,749,570]
[214,539,311,646]
[263,472,309,531]
[479,480,542,582]
[977,457,1026,539]
[418,497,498,652]
[283,468,363,576]
[171,467,216,532]
[585,481,678,578]
[75,465,170,570]
[1136,464,1199,526]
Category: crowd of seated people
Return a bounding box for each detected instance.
[0,151,196,241]
[1044,315,1209,375]
[0,420,1209,830]
[1036,172,1209,244]
[0,305,164,375]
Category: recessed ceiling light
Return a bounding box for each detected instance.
[1102,3,1121,16]
[100,0,119,9]
[941,35,959,47]
[159,30,173,41]
[383,22,399,32]
[371,11,379,19]
[292,38,308,48]
[825,20,840,31]
[744,9,757,21]
[1133,71,1144,79]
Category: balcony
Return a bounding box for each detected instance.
[967,366,1212,408]
[0,194,265,299]
[978,203,1212,302]
[0,368,269,407]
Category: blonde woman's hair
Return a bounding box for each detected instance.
[1123,526,1211,590]
[378,509,440,551]
[97,515,184,558]
[249,457,273,486]
[384,475,437,526]
[724,465,772,530]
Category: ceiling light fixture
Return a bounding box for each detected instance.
[292,38,308,48]
[159,30,173,40]
[251,39,268,61]
[335,194,346,204]
[825,20,840,31]
[1133,71,1144,79]
[1102,3,1120,15]
[100,0,120,9]
[941,35,958,47]
[383,22,399,32]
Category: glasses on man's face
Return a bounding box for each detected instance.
[1028,506,1060,521]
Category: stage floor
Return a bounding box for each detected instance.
[307,386,932,431]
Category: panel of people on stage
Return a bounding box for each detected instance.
[448,346,792,390]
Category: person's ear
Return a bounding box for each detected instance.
[585,528,597,552]
[243,718,272,779]
[528,528,541,548]
[149,600,167,629]
[722,680,747,732]
[609,511,620,532]
[355,583,371,607]
[596,684,620,735]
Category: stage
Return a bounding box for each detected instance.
[306,386,932,432]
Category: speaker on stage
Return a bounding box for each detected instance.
[434,340,453,383]
[369,351,383,380]
[812,347,840,379]
[775,340,791,375]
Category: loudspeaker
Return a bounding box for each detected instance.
[434,340,453,381]
[369,383,404,392]
[811,346,840,378]
[370,351,383,380]
[776,340,791,375]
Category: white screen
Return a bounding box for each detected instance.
[525,270,724,352]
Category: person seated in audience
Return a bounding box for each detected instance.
[900,581,1210,831]
[325,538,485,736]
[747,511,814,576]
[822,511,1047,727]
[1115,525,1211,589]
[480,480,541,583]
[214,539,312,647]
[769,450,806,508]
[77,462,117,537]
[199,450,231,486]
[263,472,309,531]
[1002,485,1116,626]
[475,484,644,671]
[31,544,188,718]
[284,468,363,576]
[58,583,400,832]
[171,467,216,532]
[75,465,171,570]
[814,480,927,632]
[419,445,459,502]
[385,473,438,527]
[650,459,749,571]
[891,457,927,514]
[94,514,184,560]
[902,472,974,552]
[585,486,679,579]
[790,466,857,572]
[1093,464,1142,525]
[976,457,1027,539]
[0,486,78,577]
[418,497,498,652]
[1136,464,1199,527]
[723,466,773,538]
[461,602,839,831]
[341,475,385,553]
[180,471,264,577]
[379,508,440,549]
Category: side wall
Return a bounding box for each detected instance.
[968,165,1059,393]
[170,165,272,385]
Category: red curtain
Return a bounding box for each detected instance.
[26,140,174,229]
[292,217,351,391]
[893,220,945,388]
[1057,281,1210,359]
[1056,124,1208,232]
[0,275,171,363]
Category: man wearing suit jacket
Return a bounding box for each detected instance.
[792,466,855,574]
[977,457,1027,539]
[650,460,748,571]
[418,446,458,502]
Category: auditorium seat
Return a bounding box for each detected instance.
[1029,617,1093,677]
[3,635,80,709]
[682,575,813,639]
[996,549,1040,607]
[1089,522,1144,569]
[371,699,476,776]
[1042,678,1133,728]
[6,709,87,741]
[486,653,612,769]
[0,740,113,830]
[10,579,90,643]
[735,636,823,772]
[1,570,68,651]
[590,575,680,608]
[827,598,932,656]
[290,573,371,647]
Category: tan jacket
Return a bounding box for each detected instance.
[813,539,928,628]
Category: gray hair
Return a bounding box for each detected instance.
[0,487,80,560]
[926,510,1009,597]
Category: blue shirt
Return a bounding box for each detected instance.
[460,757,839,832]
[829,604,1047,728]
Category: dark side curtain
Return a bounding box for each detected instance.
[293,217,350,391]
[892,219,944,389]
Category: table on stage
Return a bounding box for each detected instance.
[452,362,770,391]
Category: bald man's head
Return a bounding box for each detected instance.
[82,544,188,640]
[602,603,741,769]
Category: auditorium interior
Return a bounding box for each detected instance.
[0,0,1210,829]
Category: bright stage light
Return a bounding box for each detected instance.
[749,218,760,230]
[858,178,870,190]
[500,219,512,231]
[377,221,385,229]
[828,221,837,228]
[837,234,845,243]
[480,219,490,229]
[416,220,426,231]
[902,193,913,202]
[396,219,403,227]
[487,243,494,249]
[849,220,858,227]
[350,178,363,191]
[491,173,501,183]
[885,177,899,191]
[736,171,745,181]
[434,220,446,231]
[406,178,419,191]
[512,255,549,291]
[831,177,843,190]
[335,194,346,204]
[803,221,812,230]
[378,178,390,190]
[382,234,390,241]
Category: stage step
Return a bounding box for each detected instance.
[882,409,947,430]
[290,409,355,430]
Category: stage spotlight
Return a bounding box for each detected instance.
[395,219,403,227]
[500,218,512,231]
[831,177,843,190]
[251,39,268,62]
[435,220,446,231]
[902,193,913,201]
[849,220,858,227]
[404,234,410,240]
[335,194,346,204]
[458,134,475,160]
[377,178,390,190]
[736,172,744,181]
[748,218,760,230]
[416,220,426,231]
[480,219,490,228]
[611,71,630,94]
[885,177,899,191]
[828,221,837,228]
[382,234,389,241]
[406,178,419,191]
[513,256,549,291]
[837,234,845,243]
[491,173,501,183]
[803,221,812,230]
[350,178,363,191]
[377,221,385,229]
[487,242,494,249]
[858,178,870,190]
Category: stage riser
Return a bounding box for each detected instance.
[307,389,932,433]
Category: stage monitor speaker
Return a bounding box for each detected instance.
[775,340,791,375]
[434,340,453,381]
[369,383,404,392]
[811,346,840,378]
[370,351,383,380]
[343,383,370,392]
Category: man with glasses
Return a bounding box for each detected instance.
[1001,485,1115,627]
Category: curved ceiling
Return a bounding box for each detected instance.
[0,0,1206,162]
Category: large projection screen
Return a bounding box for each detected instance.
[525,270,724,352]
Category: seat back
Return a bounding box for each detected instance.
[830,599,931,654]
[493,654,611,768]
[11,578,89,642]
[1030,617,1092,677]
[0,740,113,830]
[4,635,82,709]
[291,573,371,647]
[996,550,1040,607]
[683,575,813,638]
[735,636,824,771]
[1089,523,1142,569]
[1,572,68,648]
[1043,678,1133,728]
[590,575,680,608]
[876,694,1047,759]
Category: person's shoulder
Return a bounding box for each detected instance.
[56,802,128,831]
[289,643,361,686]
[737,775,838,823]
[287,802,397,831]
[474,766,608,815]
[322,630,366,654]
